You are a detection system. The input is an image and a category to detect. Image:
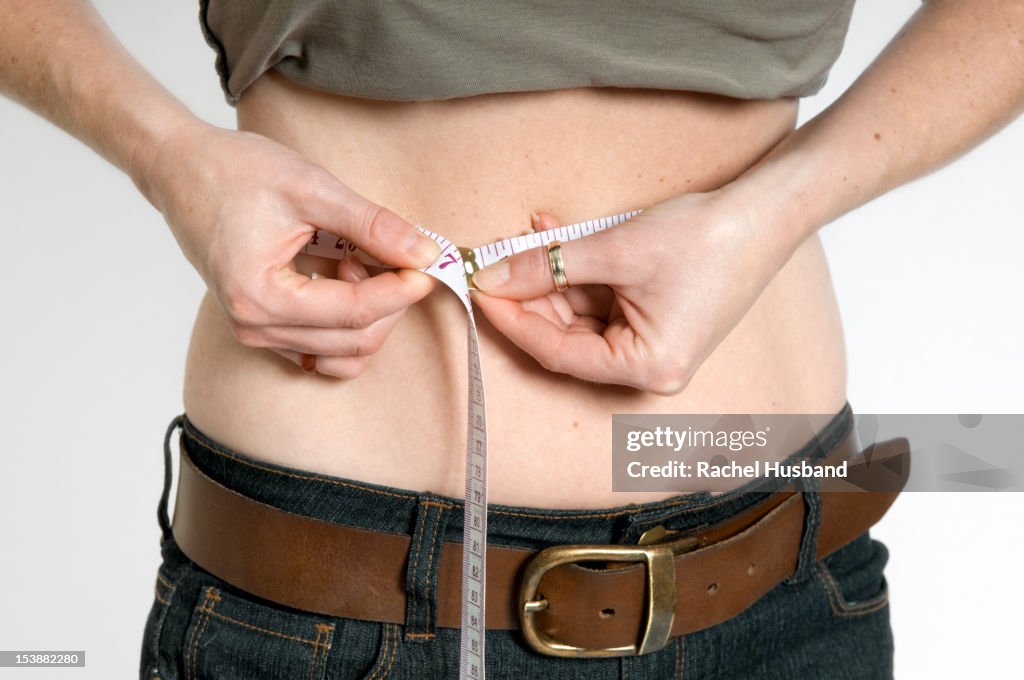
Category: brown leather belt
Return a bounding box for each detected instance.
[171,434,909,657]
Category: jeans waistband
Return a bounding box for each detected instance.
[160,403,853,550]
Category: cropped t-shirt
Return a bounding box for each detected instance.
[199,0,856,104]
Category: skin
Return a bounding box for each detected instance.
[1,1,1022,508]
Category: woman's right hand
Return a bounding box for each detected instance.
[138,121,441,378]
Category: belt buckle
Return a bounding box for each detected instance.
[518,534,699,658]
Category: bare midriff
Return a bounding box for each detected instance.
[182,71,847,508]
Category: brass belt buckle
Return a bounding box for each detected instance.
[518,534,699,658]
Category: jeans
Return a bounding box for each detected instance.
[140,404,893,679]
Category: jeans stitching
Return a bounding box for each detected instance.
[407,504,429,634]
[312,623,334,680]
[154,571,177,607]
[367,623,397,680]
[366,623,389,680]
[186,587,220,680]
[489,501,705,521]
[423,505,444,636]
[489,486,777,521]
[407,499,452,638]
[204,608,324,645]
[184,590,204,680]
[309,624,335,680]
[378,624,400,680]
[675,635,684,679]
[308,625,324,680]
[813,563,889,617]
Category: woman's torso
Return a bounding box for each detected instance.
[182,72,847,507]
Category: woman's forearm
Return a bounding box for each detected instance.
[0,0,203,201]
[0,1,442,380]
[730,0,1024,250]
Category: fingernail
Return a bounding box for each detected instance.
[473,261,510,290]
[341,257,368,282]
[530,211,540,230]
[405,232,441,266]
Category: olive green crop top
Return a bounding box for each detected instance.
[199,0,856,104]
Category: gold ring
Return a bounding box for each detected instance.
[300,353,318,374]
[547,241,570,292]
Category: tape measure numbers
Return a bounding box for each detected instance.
[302,208,642,679]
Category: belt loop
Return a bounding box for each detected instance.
[404,494,454,642]
[159,415,184,544]
[786,477,822,584]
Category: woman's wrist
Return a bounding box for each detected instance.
[128,113,215,214]
[716,122,876,262]
[705,150,822,276]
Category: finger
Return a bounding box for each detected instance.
[299,173,440,268]
[473,293,644,388]
[521,294,573,328]
[265,266,434,328]
[273,349,370,380]
[471,283,610,327]
[520,292,606,333]
[569,314,607,334]
[337,256,369,283]
[246,310,404,356]
[471,225,633,298]
[542,292,576,327]
[533,210,562,232]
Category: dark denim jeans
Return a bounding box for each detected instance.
[141,405,893,679]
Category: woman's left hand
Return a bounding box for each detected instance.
[471,190,798,395]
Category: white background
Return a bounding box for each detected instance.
[1,1,1021,677]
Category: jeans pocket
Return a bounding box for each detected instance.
[180,583,398,680]
[814,531,890,618]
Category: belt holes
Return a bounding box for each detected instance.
[599,608,615,619]
[747,562,757,576]
[706,583,718,596]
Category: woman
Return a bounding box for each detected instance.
[1,1,1021,678]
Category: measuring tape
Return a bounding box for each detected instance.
[302,208,641,679]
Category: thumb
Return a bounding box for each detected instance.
[471,224,631,299]
[301,173,440,268]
